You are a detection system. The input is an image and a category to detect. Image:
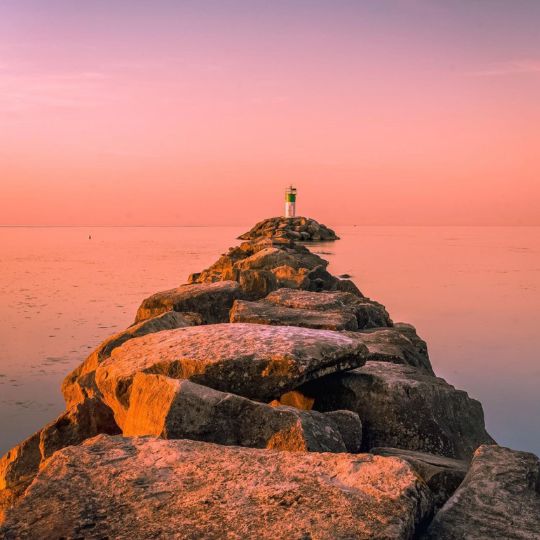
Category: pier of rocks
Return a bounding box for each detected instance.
[1,217,539,539]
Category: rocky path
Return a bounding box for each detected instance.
[1,217,538,539]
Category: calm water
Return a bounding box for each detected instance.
[0,226,539,456]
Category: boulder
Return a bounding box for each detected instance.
[354,326,434,375]
[239,216,340,242]
[371,447,467,510]
[0,435,433,539]
[324,410,363,453]
[424,445,540,539]
[300,361,494,460]
[271,265,311,289]
[229,299,359,331]
[123,373,348,453]
[134,280,242,323]
[62,310,201,408]
[95,323,369,428]
[264,288,392,329]
[0,398,119,517]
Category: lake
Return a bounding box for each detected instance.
[1,226,538,456]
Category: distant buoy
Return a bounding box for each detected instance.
[89,235,92,240]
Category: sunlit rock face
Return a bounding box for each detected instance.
[187,239,359,299]
[123,373,350,453]
[301,361,494,460]
[0,435,433,540]
[371,447,468,511]
[62,310,202,408]
[94,323,369,428]
[424,445,540,539]
[239,216,340,242]
[134,280,242,324]
[0,398,119,519]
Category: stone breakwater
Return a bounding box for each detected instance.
[1,218,539,539]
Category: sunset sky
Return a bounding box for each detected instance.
[1,0,539,226]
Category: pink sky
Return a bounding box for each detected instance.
[1,0,539,226]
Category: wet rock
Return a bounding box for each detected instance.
[239,216,339,242]
[62,310,202,408]
[95,323,369,428]
[135,280,242,323]
[264,288,392,329]
[371,447,467,510]
[424,445,540,539]
[301,361,494,460]
[123,373,347,452]
[0,435,433,539]
[230,299,359,331]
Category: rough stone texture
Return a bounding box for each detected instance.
[371,447,467,510]
[301,361,494,460]
[62,310,201,408]
[0,398,119,518]
[0,432,40,509]
[134,280,242,324]
[265,288,392,329]
[95,323,369,428]
[239,216,340,242]
[324,410,363,453]
[188,240,355,299]
[353,326,434,375]
[424,445,540,539]
[0,435,433,539]
[230,299,359,331]
[123,373,347,452]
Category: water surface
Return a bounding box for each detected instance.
[0,226,538,456]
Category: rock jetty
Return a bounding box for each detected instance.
[1,217,538,539]
[238,216,339,242]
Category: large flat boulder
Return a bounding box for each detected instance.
[0,435,433,539]
[230,299,359,331]
[62,310,201,408]
[95,323,369,428]
[265,288,392,329]
[371,447,467,510]
[424,445,540,539]
[301,361,494,460]
[134,281,242,323]
[123,373,350,453]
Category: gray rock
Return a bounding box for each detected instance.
[123,373,347,452]
[229,299,359,331]
[301,361,494,460]
[354,326,434,375]
[62,310,201,408]
[371,447,467,510]
[134,280,242,323]
[265,288,392,329]
[324,410,363,453]
[424,445,540,539]
[1,435,433,539]
[95,323,369,428]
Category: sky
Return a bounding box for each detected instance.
[1,0,539,226]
